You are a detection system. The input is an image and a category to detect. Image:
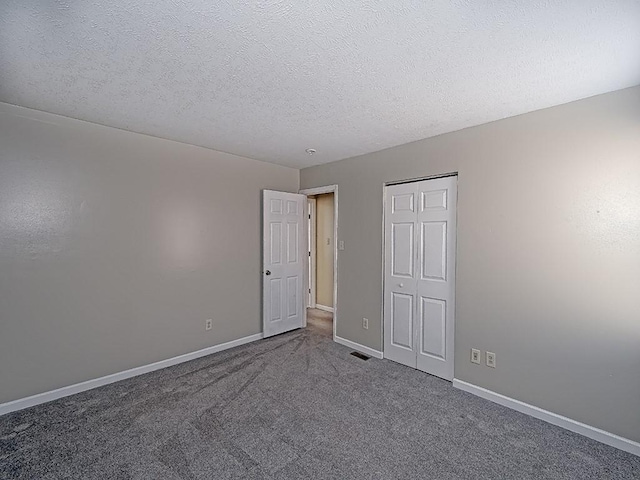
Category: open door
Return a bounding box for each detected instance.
[263,190,306,337]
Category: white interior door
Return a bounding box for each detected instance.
[384,176,457,380]
[263,190,306,338]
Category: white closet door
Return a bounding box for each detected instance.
[415,176,457,380]
[384,182,419,368]
[384,176,457,380]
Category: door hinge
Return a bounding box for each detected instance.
[308,251,311,256]
[309,288,311,293]
[308,214,311,219]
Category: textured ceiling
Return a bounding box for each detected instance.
[1,1,639,168]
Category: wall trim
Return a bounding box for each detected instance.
[0,333,264,417]
[315,304,334,313]
[334,335,383,359]
[306,196,317,309]
[453,379,640,457]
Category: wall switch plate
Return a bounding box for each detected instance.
[486,351,496,368]
[205,319,213,331]
[471,348,481,364]
[338,240,345,250]
[362,318,369,329]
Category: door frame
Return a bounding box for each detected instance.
[381,172,458,378]
[307,197,317,308]
[299,185,338,340]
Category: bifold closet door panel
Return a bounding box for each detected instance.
[383,181,419,368]
[415,177,457,381]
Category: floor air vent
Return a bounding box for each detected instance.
[350,351,371,361]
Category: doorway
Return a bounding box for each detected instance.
[300,185,338,340]
[383,175,457,380]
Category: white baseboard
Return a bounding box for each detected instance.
[334,335,383,359]
[315,304,334,313]
[0,333,264,417]
[453,379,640,457]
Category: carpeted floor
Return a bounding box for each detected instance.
[1,309,638,479]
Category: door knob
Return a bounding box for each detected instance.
[399,283,404,287]
[265,270,271,276]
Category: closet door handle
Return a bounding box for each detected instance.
[399,283,404,288]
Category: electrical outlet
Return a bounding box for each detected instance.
[338,240,345,250]
[362,318,369,330]
[205,319,213,331]
[471,348,481,364]
[486,351,496,368]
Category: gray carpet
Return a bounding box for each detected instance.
[1,309,638,479]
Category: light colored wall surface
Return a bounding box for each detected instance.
[315,193,334,308]
[300,86,640,443]
[0,103,299,404]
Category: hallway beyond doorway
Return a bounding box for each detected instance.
[306,308,333,338]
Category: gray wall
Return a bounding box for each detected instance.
[300,87,640,443]
[0,103,299,404]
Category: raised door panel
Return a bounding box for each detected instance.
[287,221,298,264]
[392,192,415,213]
[392,223,414,278]
[270,199,283,214]
[270,278,282,323]
[391,292,414,350]
[287,276,298,318]
[419,297,446,360]
[270,223,282,265]
[421,221,447,281]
